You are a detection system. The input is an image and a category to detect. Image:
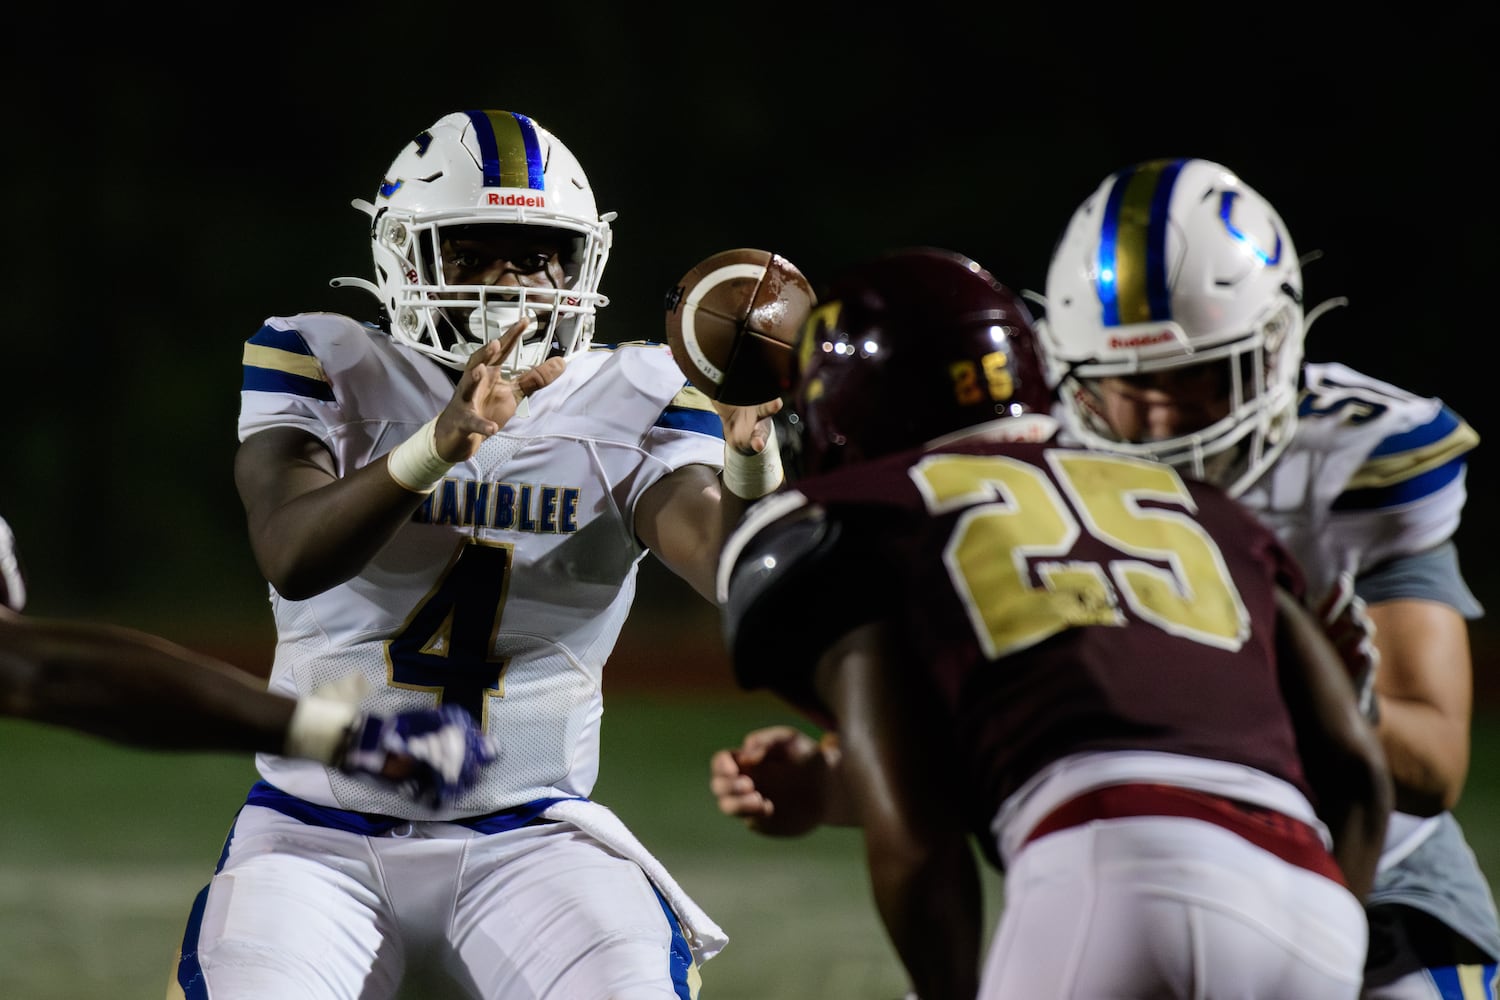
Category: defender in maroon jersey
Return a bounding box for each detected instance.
[714,248,1391,999]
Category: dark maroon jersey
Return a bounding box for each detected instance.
[721,437,1312,834]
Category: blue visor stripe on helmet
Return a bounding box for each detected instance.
[1097,158,1185,326]
[466,110,545,190]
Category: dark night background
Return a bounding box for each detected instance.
[0,6,1493,679]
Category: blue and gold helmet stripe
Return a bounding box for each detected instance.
[241,325,335,402]
[1097,158,1185,327]
[464,110,545,191]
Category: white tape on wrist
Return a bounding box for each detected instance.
[286,695,359,765]
[386,417,454,494]
[722,425,784,500]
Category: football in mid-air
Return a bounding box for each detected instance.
[664,248,816,405]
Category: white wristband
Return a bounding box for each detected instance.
[722,424,784,500]
[386,417,454,494]
[286,695,359,765]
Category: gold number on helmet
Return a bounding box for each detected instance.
[910,450,1248,659]
[980,349,1014,401]
[949,350,1015,406]
[950,360,984,405]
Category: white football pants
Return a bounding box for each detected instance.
[170,804,700,999]
[983,815,1368,998]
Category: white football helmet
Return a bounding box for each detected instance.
[1039,158,1304,496]
[332,109,614,373]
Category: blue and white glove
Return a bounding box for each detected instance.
[338,705,499,808]
[286,683,496,808]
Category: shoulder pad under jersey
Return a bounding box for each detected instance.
[241,314,395,405]
[566,342,725,442]
[1298,363,1478,508]
[1293,364,1478,566]
[720,493,875,710]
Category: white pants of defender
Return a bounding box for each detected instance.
[983,815,1368,999]
[178,805,697,1000]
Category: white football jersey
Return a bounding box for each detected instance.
[1238,362,1480,603]
[1052,360,1498,960]
[239,313,726,819]
[1225,362,1499,957]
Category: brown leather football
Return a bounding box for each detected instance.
[663,248,816,405]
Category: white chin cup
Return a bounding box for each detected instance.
[467,303,540,342]
[464,304,555,376]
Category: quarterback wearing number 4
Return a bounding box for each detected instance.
[172,110,783,999]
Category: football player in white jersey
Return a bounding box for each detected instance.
[710,158,1497,999]
[1037,157,1494,1000]
[171,110,777,999]
[0,514,493,805]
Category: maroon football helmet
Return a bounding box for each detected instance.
[792,247,1052,477]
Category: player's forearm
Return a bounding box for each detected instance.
[1376,696,1470,813]
[0,617,295,751]
[868,835,981,1000]
[813,732,860,826]
[1324,787,1391,901]
[249,460,431,600]
[1366,599,1473,812]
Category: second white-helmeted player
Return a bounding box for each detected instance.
[1040,156,1497,998]
[171,109,784,999]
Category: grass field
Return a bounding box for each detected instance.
[3,693,1499,999]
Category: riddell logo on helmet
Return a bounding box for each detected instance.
[1108,330,1175,349]
[485,192,547,207]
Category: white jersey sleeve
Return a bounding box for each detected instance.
[1239,362,1479,604]
[238,319,726,819]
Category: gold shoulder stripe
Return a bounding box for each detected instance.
[671,384,717,412]
[1347,421,1480,490]
[242,343,331,384]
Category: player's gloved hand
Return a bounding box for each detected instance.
[1316,571,1380,722]
[336,705,498,808]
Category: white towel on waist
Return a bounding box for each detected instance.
[542,798,729,965]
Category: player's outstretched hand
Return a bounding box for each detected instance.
[337,704,498,808]
[714,396,784,458]
[709,724,844,837]
[434,318,568,463]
